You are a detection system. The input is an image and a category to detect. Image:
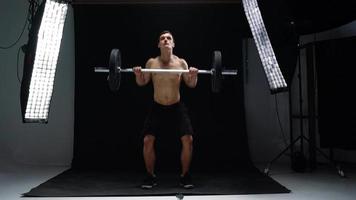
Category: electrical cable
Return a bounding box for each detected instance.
[16,46,22,83]
[0,0,41,49]
[0,10,30,49]
[274,93,289,148]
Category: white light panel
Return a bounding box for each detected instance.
[25,0,68,122]
[242,0,287,92]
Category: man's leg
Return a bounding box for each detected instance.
[143,134,156,175]
[142,134,157,189]
[180,135,193,176]
[180,134,194,188]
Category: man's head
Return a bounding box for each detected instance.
[158,30,175,50]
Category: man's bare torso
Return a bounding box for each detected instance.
[147,55,187,105]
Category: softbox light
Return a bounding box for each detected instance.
[242,0,288,93]
[21,0,68,123]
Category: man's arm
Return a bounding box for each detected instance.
[182,59,198,88]
[133,59,152,86]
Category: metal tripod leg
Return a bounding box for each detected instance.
[264,135,346,177]
[264,136,302,175]
[302,136,345,177]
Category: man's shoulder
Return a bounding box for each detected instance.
[148,57,158,62]
[177,57,188,67]
[171,55,185,63]
[146,57,158,68]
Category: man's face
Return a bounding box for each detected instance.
[158,33,175,50]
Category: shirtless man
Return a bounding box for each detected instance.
[133,31,198,189]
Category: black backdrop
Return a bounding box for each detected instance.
[315,37,356,150]
[72,4,251,172]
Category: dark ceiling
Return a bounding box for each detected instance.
[283,0,356,35]
[71,0,355,35]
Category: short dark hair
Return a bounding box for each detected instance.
[158,30,174,43]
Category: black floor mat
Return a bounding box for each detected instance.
[23,166,290,197]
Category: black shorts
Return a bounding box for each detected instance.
[142,101,194,138]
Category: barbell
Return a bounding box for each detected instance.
[94,49,238,93]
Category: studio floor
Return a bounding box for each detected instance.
[1,158,355,200]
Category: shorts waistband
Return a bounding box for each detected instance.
[153,101,182,110]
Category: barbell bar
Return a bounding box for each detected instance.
[95,67,238,75]
[94,49,238,93]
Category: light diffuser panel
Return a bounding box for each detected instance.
[242,0,287,92]
[24,0,68,122]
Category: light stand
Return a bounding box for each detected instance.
[264,40,345,177]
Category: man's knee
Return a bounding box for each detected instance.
[143,135,155,148]
[181,135,193,146]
